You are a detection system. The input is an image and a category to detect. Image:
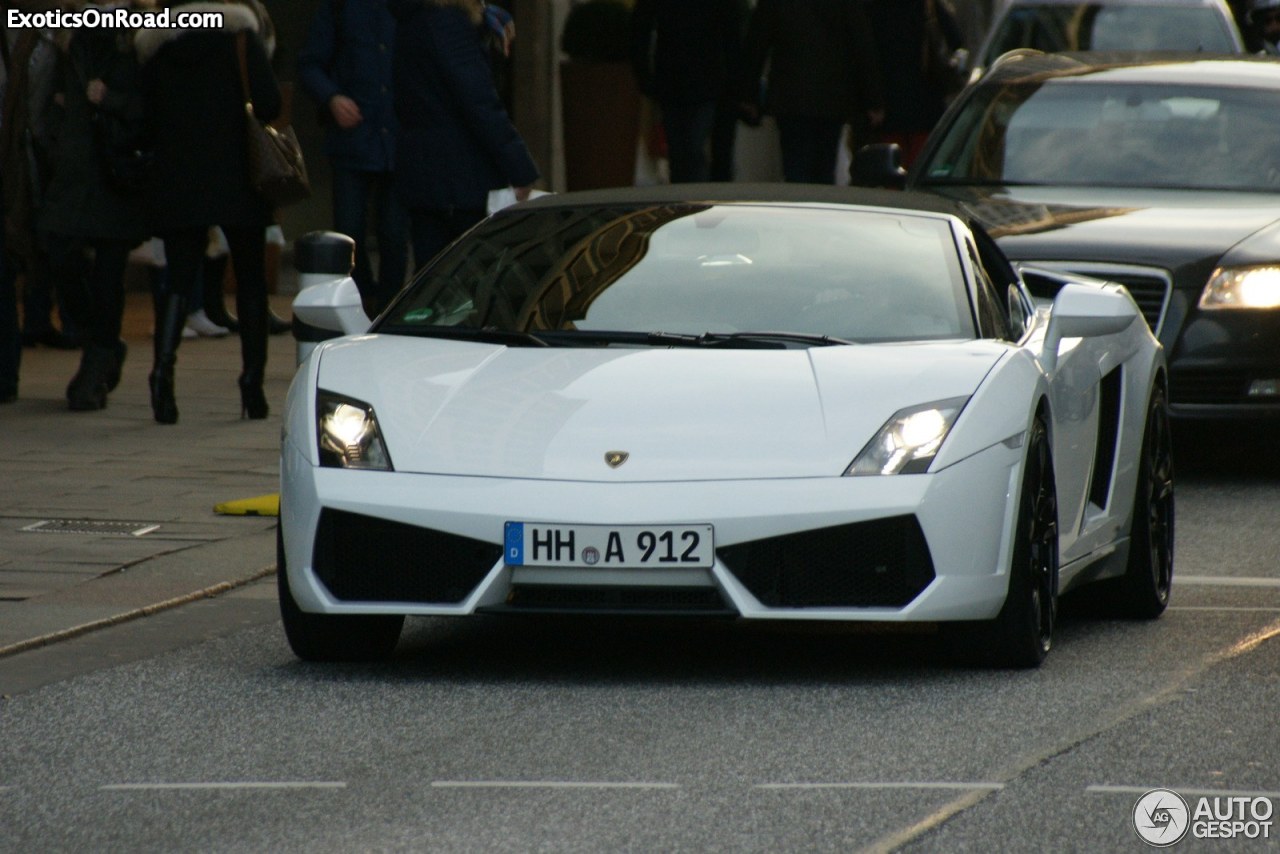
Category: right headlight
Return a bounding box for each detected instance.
[845,397,969,476]
[316,392,393,470]
[1199,265,1280,310]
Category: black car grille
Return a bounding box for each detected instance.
[312,509,502,604]
[1103,273,1169,332]
[1029,264,1170,333]
[718,516,935,609]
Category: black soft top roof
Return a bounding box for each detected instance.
[516,183,968,221]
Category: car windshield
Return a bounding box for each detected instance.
[980,4,1237,65]
[380,204,975,345]
[920,78,1280,191]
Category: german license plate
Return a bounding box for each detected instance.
[504,522,714,568]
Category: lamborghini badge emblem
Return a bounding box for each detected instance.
[605,451,629,469]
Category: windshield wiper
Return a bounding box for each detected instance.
[698,331,857,347]
[408,326,551,347]
[538,330,855,349]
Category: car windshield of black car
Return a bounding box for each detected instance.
[922,80,1280,192]
[981,5,1238,67]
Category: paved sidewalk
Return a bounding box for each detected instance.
[0,290,300,657]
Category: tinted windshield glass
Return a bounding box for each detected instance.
[982,5,1237,64]
[381,205,975,344]
[921,80,1280,191]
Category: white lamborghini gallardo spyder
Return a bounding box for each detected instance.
[278,185,1173,668]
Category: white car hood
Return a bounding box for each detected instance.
[315,335,1008,480]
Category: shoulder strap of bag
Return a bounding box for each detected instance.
[235,30,256,118]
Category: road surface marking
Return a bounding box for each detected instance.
[1170,606,1280,612]
[755,781,1005,791]
[1176,576,1280,588]
[101,782,346,791]
[431,781,679,790]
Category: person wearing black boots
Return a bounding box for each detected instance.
[37,16,147,411]
[135,1,282,424]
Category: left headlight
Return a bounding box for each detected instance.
[845,397,969,476]
[317,392,393,470]
[1200,265,1280,310]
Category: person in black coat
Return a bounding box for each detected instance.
[38,18,147,411]
[135,1,282,424]
[739,0,884,184]
[862,0,964,170]
[388,0,538,269]
[630,0,747,183]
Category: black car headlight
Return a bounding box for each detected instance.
[845,397,968,476]
[317,392,393,470]
[1200,265,1280,310]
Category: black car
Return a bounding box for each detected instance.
[854,52,1280,420]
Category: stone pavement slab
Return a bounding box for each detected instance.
[0,291,298,657]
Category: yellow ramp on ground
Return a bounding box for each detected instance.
[214,493,280,516]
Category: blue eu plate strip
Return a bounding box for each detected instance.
[504,522,524,565]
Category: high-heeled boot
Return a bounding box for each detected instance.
[237,293,270,420]
[150,293,186,424]
[201,254,240,333]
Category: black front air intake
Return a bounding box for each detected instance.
[718,516,935,609]
[312,509,502,604]
[500,584,732,615]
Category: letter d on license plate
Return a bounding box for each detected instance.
[504,522,714,568]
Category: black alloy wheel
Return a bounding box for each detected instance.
[1116,385,1174,618]
[277,524,404,662]
[990,414,1059,668]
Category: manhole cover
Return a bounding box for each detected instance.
[21,520,160,537]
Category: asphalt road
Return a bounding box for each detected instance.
[1,429,1278,853]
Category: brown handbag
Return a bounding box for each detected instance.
[236,31,311,207]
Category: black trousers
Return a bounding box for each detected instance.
[159,225,269,373]
[43,234,134,349]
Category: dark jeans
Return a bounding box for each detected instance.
[43,234,133,349]
[660,99,718,183]
[332,167,411,314]
[409,208,486,274]
[0,247,19,399]
[775,115,845,184]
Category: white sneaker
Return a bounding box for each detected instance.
[187,309,230,338]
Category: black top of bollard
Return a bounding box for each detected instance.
[294,231,355,276]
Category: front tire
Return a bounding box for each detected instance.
[277,524,404,662]
[988,414,1059,668]
[1114,385,1174,618]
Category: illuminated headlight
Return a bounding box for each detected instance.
[846,397,968,476]
[317,393,392,470]
[1200,266,1280,310]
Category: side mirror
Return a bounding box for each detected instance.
[1042,283,1138,371]
[292,276,371,336]
[850,143,907,189]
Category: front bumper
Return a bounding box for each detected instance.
[280,439,1024,623]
